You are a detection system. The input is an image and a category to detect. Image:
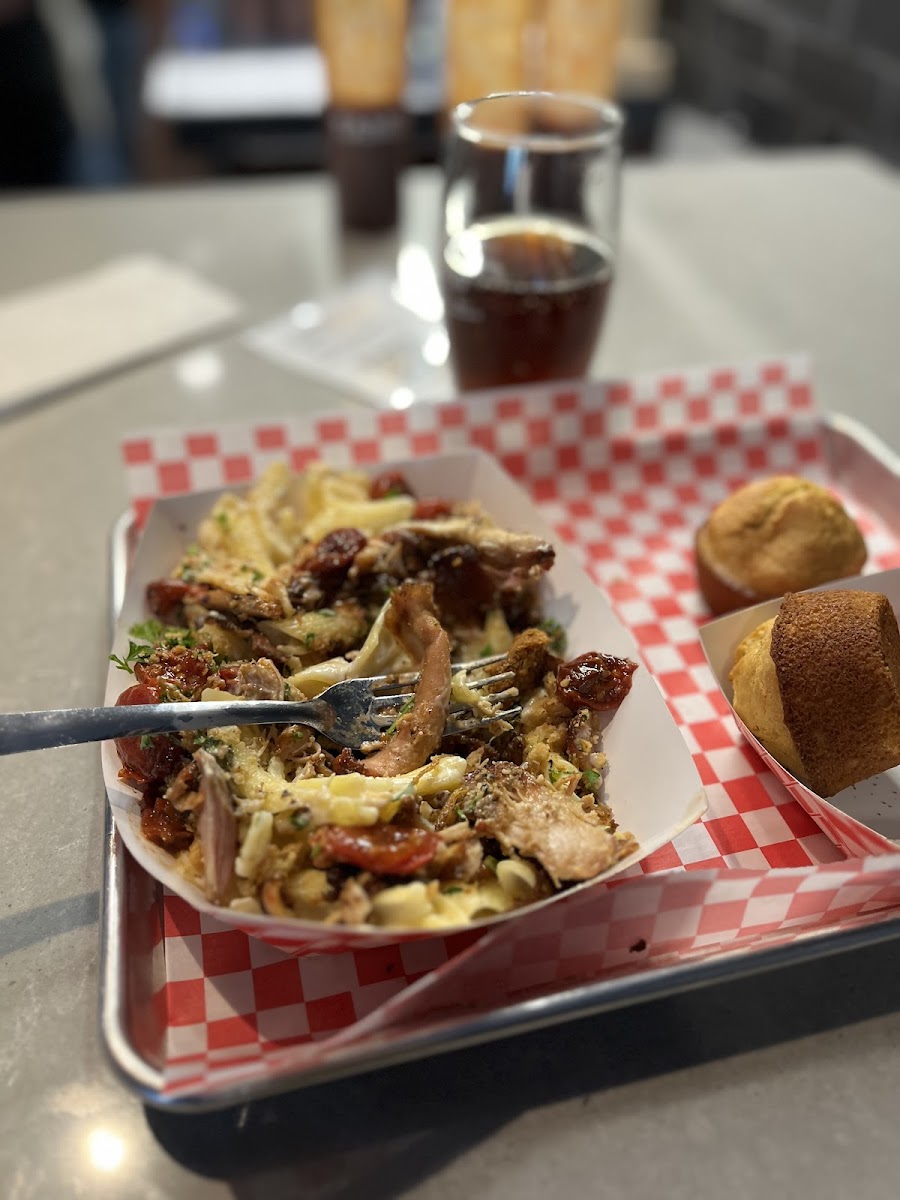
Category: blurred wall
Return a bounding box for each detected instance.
[661,0,900,162]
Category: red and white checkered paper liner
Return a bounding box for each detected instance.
[119,355,900,1099]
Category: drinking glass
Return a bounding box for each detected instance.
[440,91,623,392]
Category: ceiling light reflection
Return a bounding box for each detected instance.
[175,349,224,391]
[87,1128,125,1173]
[422,329,449,367]
[290,302,322,329]
[394,244,444,323]
[389,387,415,410]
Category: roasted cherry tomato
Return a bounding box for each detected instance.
[309,825,440,876]
[556,652,637,712]
[114,682,187,787]
[146,578,191,624]
[134,646,213,700]
[413,498,453,520]
[305,527,367,593]
[370,471,414,500]
[140,793,193,851]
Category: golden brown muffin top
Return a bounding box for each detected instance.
[701,476,866,599]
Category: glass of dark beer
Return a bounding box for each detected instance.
[440,91,622,392]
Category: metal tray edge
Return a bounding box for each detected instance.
[99,512,167,1099]
[99,418,900,1111]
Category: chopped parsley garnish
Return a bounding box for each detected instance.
[443,886,464,895]
[479,643,494,657]
[548,759,563,784]
[111,620,197,674]
[250,569,264,584]
[582,768,601,791]
[129,618,164,643]
[215,511,230,530]
[139,734,154,750]
[538,617,566,655]
[386,696,415,735]
[290,809,311,830]
[455,806,467,823]
[109,640,155,672]
[483,855,498,874]
[303,631,316,647]
[319,608,336,618]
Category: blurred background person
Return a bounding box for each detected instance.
[0,0,149,189]
[0,0,74,187]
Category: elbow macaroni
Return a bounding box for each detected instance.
[368,862,540,931]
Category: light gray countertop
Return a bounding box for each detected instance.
[2,150,900,1199]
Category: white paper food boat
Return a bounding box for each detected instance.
[699,567,900,857]
[102,450,707,952]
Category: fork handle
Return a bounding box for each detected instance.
[0,700,328,756]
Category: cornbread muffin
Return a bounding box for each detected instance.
[696,476,866,615]
[730,590,900,797]
[729,616,805,781]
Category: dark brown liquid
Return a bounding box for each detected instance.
[442,218,612,392]
[327,106,408,232]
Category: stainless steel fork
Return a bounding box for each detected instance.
[0,658,520,756]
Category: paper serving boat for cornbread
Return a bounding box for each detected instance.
[699,568,900,856]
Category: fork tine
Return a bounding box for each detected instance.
[371,691,415,711]
[370,685,520,731]
[449,686,519,713]
[464,670,515,691]
[447,706,522,734]
[366,653,507,692]
[372,680,518,711]
[374,706,524,735]
[372,712,408,729]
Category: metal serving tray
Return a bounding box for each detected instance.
[99,413,900,1112]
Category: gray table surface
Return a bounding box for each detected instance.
[2,150,900,1199]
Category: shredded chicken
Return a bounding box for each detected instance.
[454,761,634,886]
[229,657,284,700]
[162,761,201,812]
[190,584,284,623]
[326,877,373,925]
[361,582,452,777]
[401,518,555,575]
[262,602,368,659]
[424,836,484,881]
[273,727,332,780]
[195,750,237,902]
[566,706,608,791]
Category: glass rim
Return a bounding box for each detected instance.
[450,91,624,152]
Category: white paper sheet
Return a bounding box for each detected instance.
[243,270,453,409]
[0,254,242,414]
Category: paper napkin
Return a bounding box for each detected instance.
[0,253,242,414]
